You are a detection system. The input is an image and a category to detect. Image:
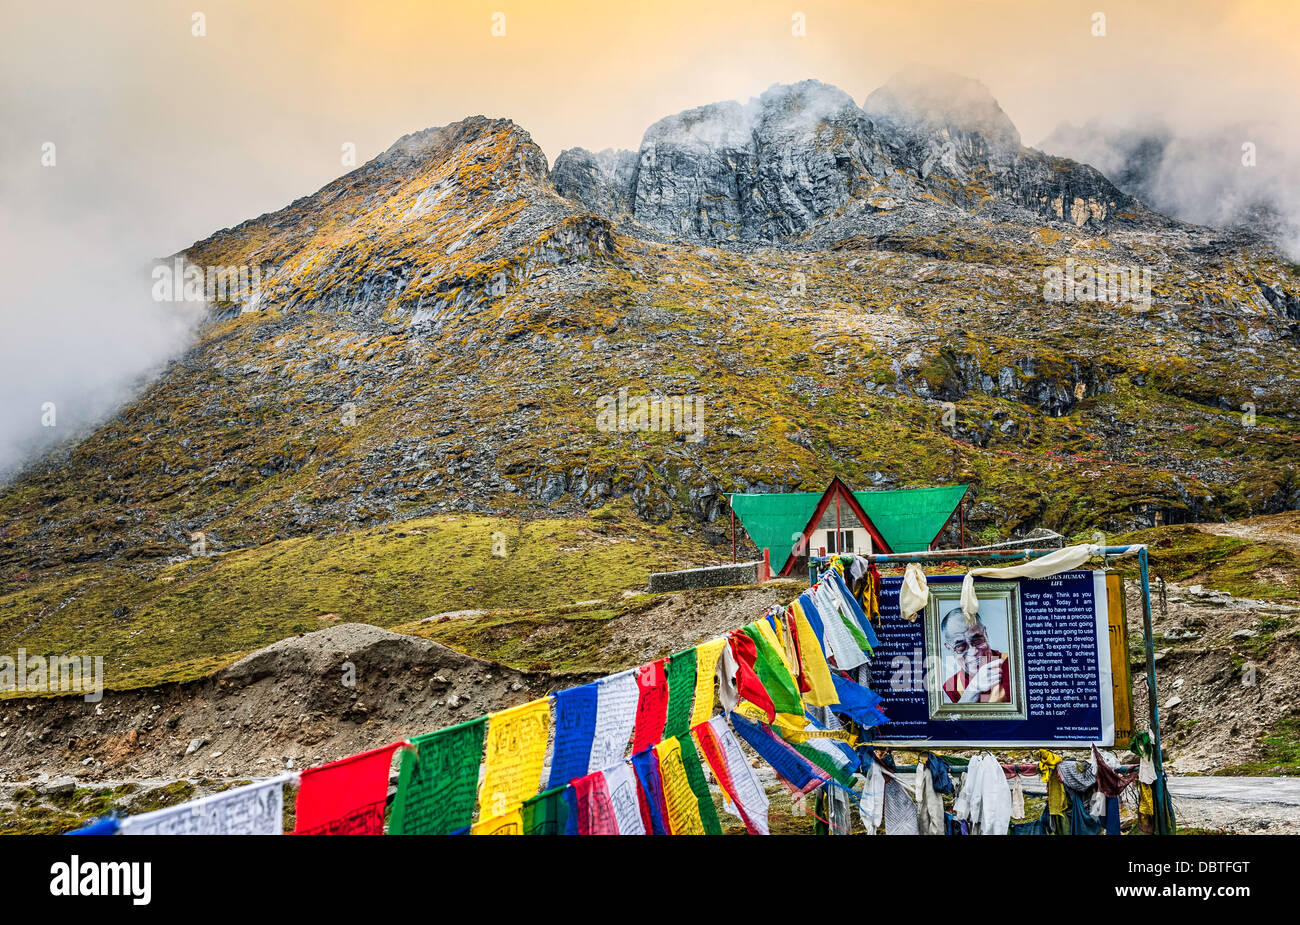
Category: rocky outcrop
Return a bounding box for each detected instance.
[553,72,1138,242]
[549,147,638,220]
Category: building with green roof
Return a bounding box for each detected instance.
[729,477,969,576]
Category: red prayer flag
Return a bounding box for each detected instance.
[727,631,776,722]
[693,720,762,835]
[631,658,670,753]
[571,770,619,835]
[293,742,402,835]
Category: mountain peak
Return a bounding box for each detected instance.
[863,66,1022,150]
[554,73,1133,241]
[374,115,550,182]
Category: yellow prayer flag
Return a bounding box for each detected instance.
[754,618,793,673]
[689,638,727,727]
[790,600,838,707]
[478,697,550,818]
[654,738,705,835]
[471,809,523,835]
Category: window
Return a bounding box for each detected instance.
[826,530,854,553]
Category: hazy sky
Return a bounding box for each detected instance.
[1,0,1297,476]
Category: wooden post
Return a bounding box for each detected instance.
[834,490,841,555]
[959,499,966,549]
[730,508,736,563]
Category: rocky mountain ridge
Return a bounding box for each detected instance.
[554,74,1147,244]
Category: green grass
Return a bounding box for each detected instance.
[1112,525,1300,601]
[0,504,715,691]
[1214,717,1300,776]
[410,602,630,674]
[0,781,195,835]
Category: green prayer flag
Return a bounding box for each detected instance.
[794,742,858,790]
[663,648,697,739]
[677,734,723,835]
[742,624,803,716]
[522,786,570,835]
[838,610,872,655]
[388,717,486,835]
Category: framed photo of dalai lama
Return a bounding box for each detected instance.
[924,581,1027,721]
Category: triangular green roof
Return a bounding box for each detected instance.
[729,484,968,564]
[852,485,969,553]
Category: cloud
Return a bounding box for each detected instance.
[1041,116,1300,259]
[0,201,205,481]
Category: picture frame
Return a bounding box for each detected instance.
[924,581,1027,721]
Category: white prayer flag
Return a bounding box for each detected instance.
[119,775,291,836]
[710,715,770,835]
[602,762,646,835]
[588,670,639,772]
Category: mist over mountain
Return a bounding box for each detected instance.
[1041,117,1300,259]
[553,73,1144,244]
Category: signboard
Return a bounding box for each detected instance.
[869,570,1120,747]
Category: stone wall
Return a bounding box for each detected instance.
[647,561,760,593]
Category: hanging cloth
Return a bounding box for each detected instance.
[898,563,929,622]
[915,758,945,835]
[789,600,839,706]
[1009,773,1026,820]
[631,659,670,753]
[689,638,727,727]
[959,544,1139,624]
[858,757,885,833]
[571,769,619,835]
[294,743,400,835]
[725,630,779,722]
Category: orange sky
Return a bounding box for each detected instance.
[4,0,1297,250]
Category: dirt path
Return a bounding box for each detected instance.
[1191,512,1300,551]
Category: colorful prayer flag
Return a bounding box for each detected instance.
[522,786,570,835]
[547,682,598,789]
[472,809,524,835]
[695,716,769,834]
[730,711,827,795]
[602,762,646,835]
[389,717,486,836]
[654,737,706,835]
[589,670,638,772]
[631,658,670,753]
[572,769,619,835]
[294,743,400,835]
[121,775,290,836]
[741,623,804,716]
[479,698,551,818]
[630,747,670,835]
[676,733,723,834]
[662,648,697,739]
[789,601,838,707]
[726,630,777,722]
